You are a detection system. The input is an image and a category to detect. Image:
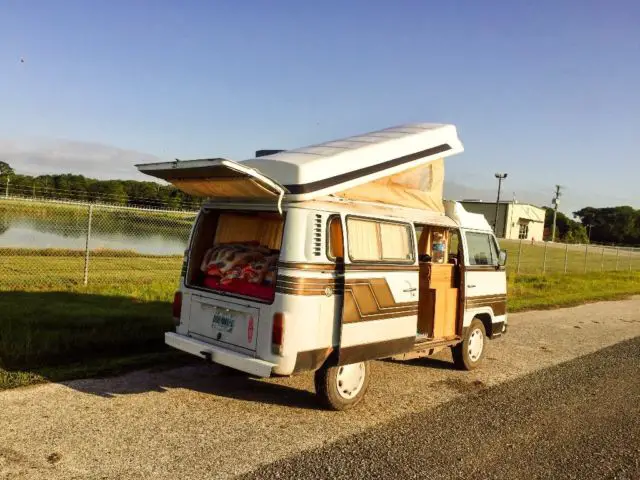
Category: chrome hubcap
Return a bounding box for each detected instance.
[468,328,484,362]
[336,362,366,399]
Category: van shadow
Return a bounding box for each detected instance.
[63,362,320,410]
[382,355,457,370]
[0,290,319,410]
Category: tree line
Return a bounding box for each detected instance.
[542,206,639,246]
[2,161,638,245]
[0,161,200,210]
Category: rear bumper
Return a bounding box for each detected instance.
[165,332,276,378]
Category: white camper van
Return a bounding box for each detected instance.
[137,124,507,410]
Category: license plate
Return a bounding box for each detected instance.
[212,310,236,332]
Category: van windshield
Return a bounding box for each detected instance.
[188,210,284,302]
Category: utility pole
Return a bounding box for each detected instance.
[551,185,562,242]
[494,173,508,235]
[4,176,9,198]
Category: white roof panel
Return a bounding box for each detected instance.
[241,123,463,200]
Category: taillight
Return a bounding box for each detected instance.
[271,312,285,355]
[172,291,183,325]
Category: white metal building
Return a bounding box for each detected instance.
[459,200,545,241]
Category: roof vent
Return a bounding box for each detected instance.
[255,149,286,157]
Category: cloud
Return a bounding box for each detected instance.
[0,138,163,181]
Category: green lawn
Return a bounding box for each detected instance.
[1,247,639,391]
[501,240,640,274]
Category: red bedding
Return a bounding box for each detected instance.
[199,242,279,301]
[203,275,275,301]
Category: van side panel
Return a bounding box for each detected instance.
[269,208,342,375]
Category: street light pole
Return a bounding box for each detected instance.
[494,173,508,235]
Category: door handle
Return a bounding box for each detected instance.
[403,287,417,293]
[467,284,476,288]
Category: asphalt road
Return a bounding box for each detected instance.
[1,297,639,479]
[243,337,640,480]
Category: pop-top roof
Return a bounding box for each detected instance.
[136,123,463,212]
[241,123,462,198]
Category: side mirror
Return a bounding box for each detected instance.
[498,250,507,267]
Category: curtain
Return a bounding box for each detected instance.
[380,222,412,260]
[347,219,381,261]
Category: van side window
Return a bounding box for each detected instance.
[346,218,414,262]
[448,230,460,263]
[327,215,344,260]
[466,232,498,266]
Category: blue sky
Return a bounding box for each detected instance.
[1,0,639,212]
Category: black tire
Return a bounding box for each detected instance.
[452,318,487,370]
[314,361,371,411]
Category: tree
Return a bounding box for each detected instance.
[543,207,589,243]
[574,206,640,245]
[0,161,14,177]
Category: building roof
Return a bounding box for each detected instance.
[460,199,544,208]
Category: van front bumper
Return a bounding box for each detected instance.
[165,332,276,378]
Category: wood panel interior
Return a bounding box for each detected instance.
[187,210,219,285]
[187,210,284,287]
[416,224,461,339]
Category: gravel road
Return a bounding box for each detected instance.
[1,297,639,479]
[243,337,640,480]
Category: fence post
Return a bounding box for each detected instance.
[516,238,523,275]
[542,241,548,274]
[83,204,93,286]
[584,244,589,273]
[615,247,620,271]
[564,243,569,274]
[600,246,605,272]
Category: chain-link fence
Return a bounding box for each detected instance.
[2,196,639,292]
[1,196,196,290]
[501,239,640,275]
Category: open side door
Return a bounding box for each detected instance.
[460,229,508,332]
[136,158,287,209]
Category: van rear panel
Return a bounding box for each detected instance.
[188,294,260,352]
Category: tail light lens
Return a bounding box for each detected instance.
[271,312,285,355]
[172,291,183,325]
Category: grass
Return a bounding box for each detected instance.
[501,239,640,275]
[508,271,640,312]
[1,246,639,391]
[1,251,182,290]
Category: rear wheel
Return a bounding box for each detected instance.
[314,361,371,411]
[452,318,486,370]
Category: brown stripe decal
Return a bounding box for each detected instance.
[463,265,506,272]
[284,144,452,194]
[293,347,333,373]
[338,337,415,365]
[275,275,418,322]
[277,262,419,272]
[343,278,418,323]
[466,294,507,316]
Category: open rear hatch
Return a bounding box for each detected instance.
[136,158,287,209]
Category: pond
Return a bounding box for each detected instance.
[0,205,196,256]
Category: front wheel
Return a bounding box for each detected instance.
[314,361,371,411]
[452,318,486,370]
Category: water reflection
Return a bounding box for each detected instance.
[0,208,194,255]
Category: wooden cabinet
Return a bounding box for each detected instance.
[418,263,459,339]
